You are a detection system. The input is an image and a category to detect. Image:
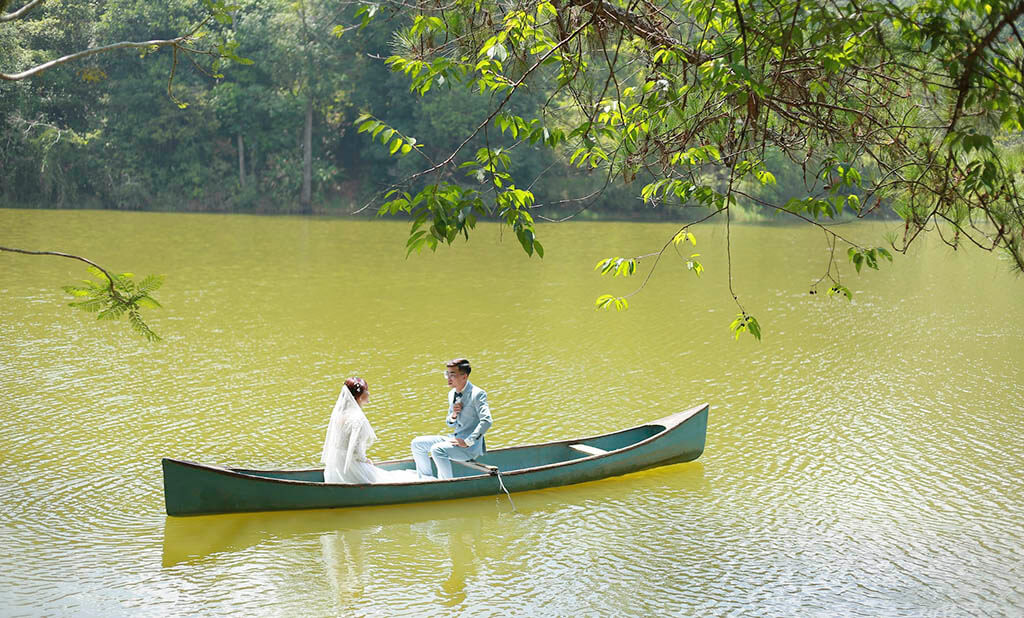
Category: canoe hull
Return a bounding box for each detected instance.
[163,403,708,516]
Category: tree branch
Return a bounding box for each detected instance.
[0,246,121,299]
[2,8,214,81]
[0,0,42,22]
[400,12,598,187]
[567,0,710,63]
[1,37,192,81]
[947,0,1024,132]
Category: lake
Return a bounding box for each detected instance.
[1,208,1022,616]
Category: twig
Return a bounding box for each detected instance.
[0,246,121,299]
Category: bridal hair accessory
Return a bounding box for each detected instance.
[344,377,367,398]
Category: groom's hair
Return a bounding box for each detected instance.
[446,358,472,376]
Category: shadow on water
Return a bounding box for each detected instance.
[160,461,706,568]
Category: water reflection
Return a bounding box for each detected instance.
[162,462,707,565]
[161,463,706,612]
[319,525,381,604]
[160,499,494,568]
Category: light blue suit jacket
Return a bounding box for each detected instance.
[445,381,492,454]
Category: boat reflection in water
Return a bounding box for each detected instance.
[318,509,488,608]
[162,462,706,607]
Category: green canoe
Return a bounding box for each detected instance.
[162,403,708,516]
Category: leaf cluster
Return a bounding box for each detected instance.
[356,114,422,157]
[348,0,1024,340]
[62,267,164,341]
[847,247,894,273]
[729,312,762,341]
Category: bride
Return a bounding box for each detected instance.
[321,377,421,484]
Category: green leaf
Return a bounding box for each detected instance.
[729,312,762,341]
[61,265,162,340]
[516,227,536,256]
[827,285,853,301]
[747,316,761,340]
[69,298,105,312]
[614,258,637,277]
[137,274,164,294]
[686,256,704,277]
[595,294,628,311]
[673,230,697,246]
[62,286,91,297]
[729,314,745,340]
[756,170,777,185]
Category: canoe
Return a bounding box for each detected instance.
[162,402,708,516]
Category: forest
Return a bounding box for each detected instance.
[2,0,942,223]
[0,0,665,217]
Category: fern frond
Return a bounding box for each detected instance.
[69,298,106,312]
[62,265,164,341]
[77,278,105,291]
[135,295,162,309]
[137,274,164,294]
[128,309,160,342]
[96,304,127,320]
[113,273,135,293]
[62,286,91,297]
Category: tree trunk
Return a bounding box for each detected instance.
[249,141,257,183]
[237,134,246,187]
[301,97,312,213]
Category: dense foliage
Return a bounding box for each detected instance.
[356,0,1023,254]
[0,0,637,217]
[346,0,1023,337]
[2,0,1022,339]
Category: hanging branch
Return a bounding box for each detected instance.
[1,12,215,81]
[0,246,164,341]
[0,246,121,298]
[0,0,44,22]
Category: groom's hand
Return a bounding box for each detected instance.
[450,438,467,447]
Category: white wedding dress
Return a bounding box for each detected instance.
[321,388,421,484]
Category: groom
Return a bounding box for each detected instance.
[411,358,492,480]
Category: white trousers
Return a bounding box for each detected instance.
[411,435,480,480]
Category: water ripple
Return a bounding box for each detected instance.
[2,213,1023,616]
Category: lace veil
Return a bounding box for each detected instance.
[321,386,377,478]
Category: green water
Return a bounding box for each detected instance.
[1,208,1022,615]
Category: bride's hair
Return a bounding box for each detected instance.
[344,377,368,399]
